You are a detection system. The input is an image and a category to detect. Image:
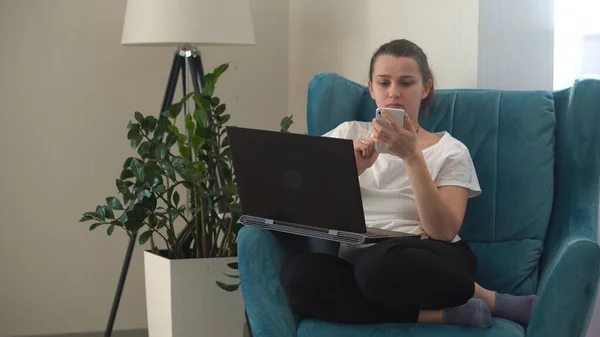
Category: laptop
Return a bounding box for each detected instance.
[226,126,418,245]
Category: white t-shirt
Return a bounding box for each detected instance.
[323,121,481,245]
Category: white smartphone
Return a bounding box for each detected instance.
[374,107,405,154]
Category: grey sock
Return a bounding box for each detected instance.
[492,293,538,327]
[442,298,492,328]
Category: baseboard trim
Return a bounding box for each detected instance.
[17,329,148,337]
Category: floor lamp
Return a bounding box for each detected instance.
[105,1,255,336]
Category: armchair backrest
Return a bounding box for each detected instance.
[306,72,600,296]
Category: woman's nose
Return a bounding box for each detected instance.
[388,85,401,98]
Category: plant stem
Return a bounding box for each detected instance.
[219,214,234,257]
[193,187,203,258]
[143,220,171,254]
[199,192,208,258]
[157,194,191,224]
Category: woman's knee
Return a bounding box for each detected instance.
[354,248,430,300]
[281,254,347,293]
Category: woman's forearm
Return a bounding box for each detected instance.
[403,153,459,241]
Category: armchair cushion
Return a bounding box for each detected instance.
[468,240,543,295]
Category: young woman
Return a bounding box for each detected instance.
[280,39,538,328]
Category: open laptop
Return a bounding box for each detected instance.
[226,126,417,244]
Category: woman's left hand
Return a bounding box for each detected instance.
[372,111,420,160]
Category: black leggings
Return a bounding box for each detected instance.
[280,237,478,324]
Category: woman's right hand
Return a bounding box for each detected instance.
[353,138,379,175]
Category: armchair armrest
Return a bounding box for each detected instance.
[526,226,599,337]
[238,226,339,337]
[528,77,600,337]
[238,226,299,337]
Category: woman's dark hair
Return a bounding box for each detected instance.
[369,39,435,110]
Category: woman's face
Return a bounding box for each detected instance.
[368,55,432,119]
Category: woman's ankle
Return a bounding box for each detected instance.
[473,283,496,311]
[418,309,443,324]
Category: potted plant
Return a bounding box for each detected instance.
[79,63,293,337]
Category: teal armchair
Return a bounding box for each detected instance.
[237,73,600,337]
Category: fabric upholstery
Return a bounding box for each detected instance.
[298,318,524,337]
[239,73,600,337]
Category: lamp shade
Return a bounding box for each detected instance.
[121,0,255,46]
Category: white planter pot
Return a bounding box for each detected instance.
[143,251,245,337]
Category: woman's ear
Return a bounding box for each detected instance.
[367,80,376,99]
[421,79,433,100]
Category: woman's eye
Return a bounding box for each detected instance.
[401,81,413,86]
[378,82,389,86]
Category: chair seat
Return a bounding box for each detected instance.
[297,318,524,337]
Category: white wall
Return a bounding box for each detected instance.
[0,0,288,335]
[478,0,555,90]
[288,0,479,134]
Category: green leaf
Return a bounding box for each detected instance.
[137,141,152,158]
[222,184,238,196]
[193,108,207,127]
[143,163,163,187]
[211,63,229,82]
[89,223,102,231]
[79,215,95,222]
[219,114,231,125]
[173,191,180,206]
[216,281,240,292]
[167,102,183,119]
[106,197,124,210]
[116,179,133,199]
[191,135,205,152]
[130,159,145,181]
[179,144,191,161]
[154,184,166,194]
[185,114,195,136]
[162,164,176,181]
[227,262,239,270]
[221,136,229,148]
[224,273,240,279]
[167,124,181,136]
[141,115,158,132]
[130,137,141,149]
[127,125,141,140]
[123,157,136,168]
[134,111,144,123]
[171,156,187,170]
[154,143,168,160]
[106,225,115,236]
[202,73,216,96]
[193,95,212,113]
[215,104,226,115]
[95,205,106,221]
[280,115,294,133]
[166,133,178,148]
[229,202,242,215]
[191,172,205,185]
[120,168,134,180]
[123,204,147,231]
[103,206,115,220]
[153,117,170,138]
[138,230,153,245]
[179,92,195,104]
[157,218,168,229]
[211,97,221,107]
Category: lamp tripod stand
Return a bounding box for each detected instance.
[104,45,205,337]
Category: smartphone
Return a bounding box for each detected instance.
[375,107,405,154]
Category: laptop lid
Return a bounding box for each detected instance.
[227,126,368,234]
